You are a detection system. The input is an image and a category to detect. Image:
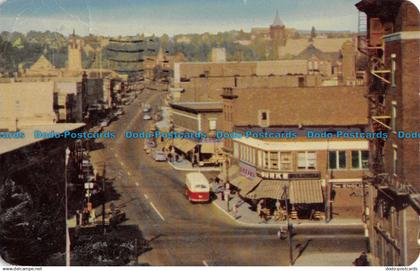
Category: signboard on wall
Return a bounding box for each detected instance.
[239,162,257,179]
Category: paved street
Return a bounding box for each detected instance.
[88,89,368,266]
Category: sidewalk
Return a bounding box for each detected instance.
[210,183,363,228]
[168,159,221,172]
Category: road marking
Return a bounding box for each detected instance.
[135,182,139,187]
[202,260,208,266]
[150,202,165,221]
[144,194,149,199]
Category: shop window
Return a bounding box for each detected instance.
[329,150,346,169]
[351,150,369,169]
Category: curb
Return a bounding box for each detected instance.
[211,200,364,229]
[167,161,221,172]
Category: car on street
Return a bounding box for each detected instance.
[152,150,167,161]
[100,119,110,127]
[143,114,152,120]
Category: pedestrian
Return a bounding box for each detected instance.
[76,210,81,226]
[353,251,369,266]
[233,204,238,219]
[257,200,263,221]
[276,200,281,210]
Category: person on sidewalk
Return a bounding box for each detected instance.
[257,200,263,222]
[233,204,239,219]
[353,251,369,266]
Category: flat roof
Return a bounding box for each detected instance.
[0,123,85,155]
[170,102,223,113]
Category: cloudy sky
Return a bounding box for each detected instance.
[0,0,362,36]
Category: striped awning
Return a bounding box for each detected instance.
[247,180,287,200]
[173,138,196,154]
[289,179,324,204]
[200,142,222,154]
[230,176,262,195]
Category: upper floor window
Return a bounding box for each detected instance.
[392,101,397,131]
[329,150,346,169]
[209,119,216,131]
[297,151,316,170]
[258,110,269,127]
[351,150,369,169]
[280,152,292,171]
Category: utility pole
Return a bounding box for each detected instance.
[102,163,106,235]
[284,183,293,266]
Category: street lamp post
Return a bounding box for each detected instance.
[284,182,293,266]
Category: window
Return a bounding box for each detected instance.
[269,152,278,170]
[257,150,263,167]
[280,152,292,171]
[329,151,346,169]
[297,151,317,170]
[391,54,396,87]
[263,151,269,169]
[209,119,216,131]
[233,142,239,159]
[351,150,369,169]
[258,110,269,127]
[392,101,397,131]
[393,145,397,176]
[261,112,267,120]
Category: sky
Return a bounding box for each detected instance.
[0,0,361,36]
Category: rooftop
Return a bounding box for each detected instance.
[0,123,85,155]
[170,101,223,113]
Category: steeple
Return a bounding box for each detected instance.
[272,9,284,27]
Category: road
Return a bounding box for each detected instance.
[91,89,367,266]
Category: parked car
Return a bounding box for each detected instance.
[185,173,210,203]
[152,151,167,161]
[143,114,152,120]
[100,119,110,127]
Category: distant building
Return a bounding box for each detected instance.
[169,101,224,166]
[356,0,419,266]
[0,81,57,131]
[270,10,287,59]
[211,48,227,63]
[67,29,83,71]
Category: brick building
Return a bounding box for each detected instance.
[356,0,420,266]
[220,85,370,219]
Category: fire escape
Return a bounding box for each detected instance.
[358,12,420,214]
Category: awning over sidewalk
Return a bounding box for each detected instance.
[246,180,287,200]
[173,138,196,154]
[217,165,239,182]
[230,176,262,195]
[200,142,222,154]
[289,179,324,204]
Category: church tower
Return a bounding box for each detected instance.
[269,10,287,60]
[67,29,83,71]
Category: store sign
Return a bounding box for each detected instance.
[239,162,256,179]
[257,171,320,180]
